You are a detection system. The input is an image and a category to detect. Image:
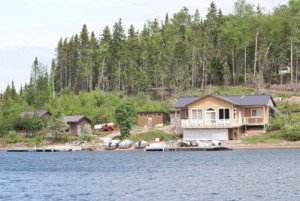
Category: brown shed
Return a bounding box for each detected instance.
[63,116,92,136]
[138,112,169,127]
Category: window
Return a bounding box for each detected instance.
[206,108,216,124]
[233,108,237,119]
[192,109,202,120]
[219,108,229,119]
[184,110,189,119]
[251,108,263,117]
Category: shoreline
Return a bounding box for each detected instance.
[1,142,300,152]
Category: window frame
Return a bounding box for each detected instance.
[251,108,263,117]
[218,108,230,120]
[191,109,202,120]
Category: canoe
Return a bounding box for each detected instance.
[118,140,133,149]
[134,140,148,149]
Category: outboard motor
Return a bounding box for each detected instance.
[212,139,222,146]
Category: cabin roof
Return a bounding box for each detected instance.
[173,95,275,108]
[19,110,51,118]
[63,116,91,123]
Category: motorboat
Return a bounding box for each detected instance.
[134,140,148,149]
[118,139,133,149]
[212,139,223,146]
[104,140,120,150]
[196,140,209,148]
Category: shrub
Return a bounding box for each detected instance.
[5,131,18,144]
[266,116,285,131]
[79,125,92,142]
[282,124,300,141]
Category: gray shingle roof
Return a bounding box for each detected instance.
[19,110,51,118]
[173,95,274,108]
[173,97,199,108]
[224,95,273,106]
[63,116,88,123]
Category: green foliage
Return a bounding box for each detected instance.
[48,116,68,132]
[79,125,92,142]
[212,86,254,95]
[266,115,285,131]
[5,131,18,144]
[14,116,46,132]
[242,132,283,144]
[266,113,300,141]
[115,101,136,139]
[130,130,179,142]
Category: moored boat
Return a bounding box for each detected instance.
[104,140,120,150]
[134,140,148,149]
[118,139,133,149]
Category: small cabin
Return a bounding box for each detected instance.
[63,116,92,136]
[19,110,52,120]
[138,112,169,127]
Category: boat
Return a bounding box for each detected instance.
[195,140,209,148]
[118,139,133,149]
[104,140,120,150]
[134,140,148,149]
[212,139,223,147]
[144,143,166,152]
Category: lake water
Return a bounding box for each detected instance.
[0,149,299,201]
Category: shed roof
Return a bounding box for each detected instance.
[19,110,51,118]
[173,95,274,108]
[63,116,91,123]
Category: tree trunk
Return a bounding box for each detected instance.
[291,41,293,83]
[232,50,235,85]
[191,49,195,88]
[201,57,205,90]
[254,30,259,78]
[244,46,247,84]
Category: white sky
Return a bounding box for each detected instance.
[0,0,288,92]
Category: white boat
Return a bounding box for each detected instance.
[118,140,133,149]
[212,139,223,147]
[196,140,209,148]
[104,140,120,150]
[134,140,148,149]
[144,143,166,152]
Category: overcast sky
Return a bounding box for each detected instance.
[0,0,289,92]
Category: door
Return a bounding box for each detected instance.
[77,124,81,136]
[147,117,153,127]
[183,128,228,140]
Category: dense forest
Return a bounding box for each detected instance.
[50,0,300,95]
[1,0,300,135]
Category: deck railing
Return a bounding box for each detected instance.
[181,117,265,128]
[181,119,240,128]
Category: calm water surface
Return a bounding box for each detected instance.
[0,149,299,201]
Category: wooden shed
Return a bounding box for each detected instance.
[63,116,92,136]
[137,112,169,127]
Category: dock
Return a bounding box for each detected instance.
[6,148,63,152]
[145,146,232,152]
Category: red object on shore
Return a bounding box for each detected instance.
[101,124,114,131]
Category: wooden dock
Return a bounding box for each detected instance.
[145,146,232,152]
[6,148,68,152]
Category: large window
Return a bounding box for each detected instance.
[206,108,216,124]
[219,108,230,120]
[192,109,202,120]
[251,108,263,117]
